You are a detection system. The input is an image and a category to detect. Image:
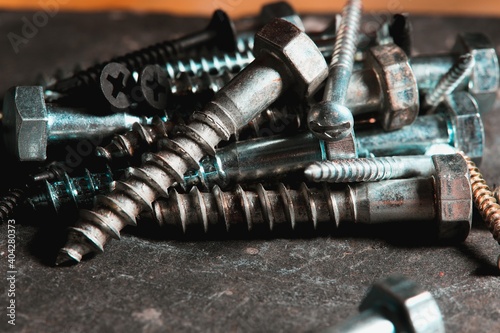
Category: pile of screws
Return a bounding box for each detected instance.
[1,0,499,271]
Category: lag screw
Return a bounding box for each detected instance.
[56,18,329,265]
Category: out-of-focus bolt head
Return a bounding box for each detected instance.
[432,153,472,242]
[2,86,48,161]
[258,1,305,31]
[254,18,328,98]
[307,101,354,141]
[359,276,445,333]
[366,43,419,131]
[443,91,484,166]
[452,32,500,113]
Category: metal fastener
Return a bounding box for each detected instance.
[318,276,445,333]
[56,18,329,265]
[2,86,160,161]
[153,154,472,242]
[307,0,363,141]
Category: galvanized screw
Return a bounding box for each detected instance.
[56,18,329,265]
[304,155,437,183]
[424,53,475,112]
[307,0,363,141]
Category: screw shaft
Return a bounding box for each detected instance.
[460,152,500,243]
[424,53,475,110]
[304,156,435,183]
[0,189,25,222]
[152,178,437,234]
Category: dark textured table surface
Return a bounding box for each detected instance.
[0,9,499,333]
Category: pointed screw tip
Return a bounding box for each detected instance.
[304,164,322,181]
[54,249,80,267]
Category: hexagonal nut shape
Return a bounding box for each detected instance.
[254,18,328,98]
[359,276,445,333]
[366,43,419,131]
[443,91,484,166]
[2,86,48,161]
[432,153,473,242]
[452,32,500,113]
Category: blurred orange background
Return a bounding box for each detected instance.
[0,0,499,17]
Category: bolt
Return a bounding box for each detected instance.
[459,151,500,268]
[318,276,445,333]
[1,86,159,161]
[356,91,484,165]
[307,0,363,141]
[47,9,237,96]
[154,154,472,242]
[424,53,475,112]
[56,18,329,265]
[304,155,436,183]
[27,166,115,216]
[183,130,357,191]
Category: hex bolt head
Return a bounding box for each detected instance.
[2,86,48,161]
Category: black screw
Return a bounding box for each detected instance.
[47,9,237,97]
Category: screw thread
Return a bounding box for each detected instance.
[460,152,500,244]
[153,183,354,233]
[57,113,231,265]
[329,0,363,71]
[425,53,475,109]
[164,49,254,79]
[28,167,115,215]
[305,157,404,183]
[0,189,26,222]
[168,70,235,96]
[95,116,173,163]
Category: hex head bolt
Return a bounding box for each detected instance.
[356,91,484,164]
[153,154,472,243]
[55,18,329,265]
[1,86,156,162]
[423,53,475,113]
[307,0,362,141]
[48,9,237,95]
[319,276,445,333]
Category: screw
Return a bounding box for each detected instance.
[95,115,173,164]
[139,64,235,110]
[318,276,445,333]
[56,18,329,265]
[2,86,160,161]
[100,62,138,111]
[0,188,26,222]
[424,53,475,112]
[47,9,237,96]
[27,167,115,216]
[153,154,471,242]
[459,151,500,268]
[304,155,436,183]
[307,0,363,141]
